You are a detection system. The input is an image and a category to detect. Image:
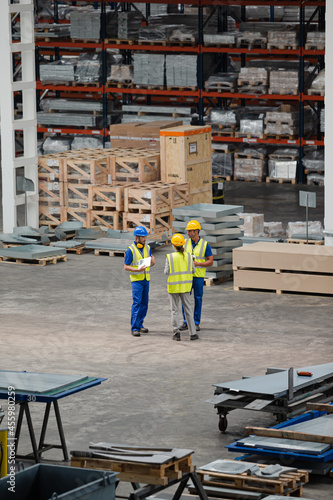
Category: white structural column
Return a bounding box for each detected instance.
[325,2,333,244]
[0,0,38,231]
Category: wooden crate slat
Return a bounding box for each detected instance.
[124,182,172,214]
[63,157,109,184]
[123,211,172,235]
[88,185,125,211]
[87,210,121,230]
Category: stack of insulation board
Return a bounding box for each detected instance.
[172,203,244,280]
[38,147,189,235]
[234,148,268,182]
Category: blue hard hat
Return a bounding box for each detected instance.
[134,226,149,237]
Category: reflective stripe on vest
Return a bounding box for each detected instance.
[129,243,151,282]
[185,237,207,278]
[167,251,193,294]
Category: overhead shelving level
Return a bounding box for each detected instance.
[34,0,325,182]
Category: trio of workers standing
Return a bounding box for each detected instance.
[124,220,213,341]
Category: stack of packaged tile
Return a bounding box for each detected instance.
[268,148,298,181]
[133,53,165,87]
[236,108,271,139]
[212,144,235,179]
[117,12,142,40]
[264,105,314,138]
[237,67,268,95]
[172,203,244,281]
[207,108,242,137]
[234,147,268,182]
[267,26,299,49]
[40,59,76,83]
[204,73,238,92]
[306,31,325,50]
[308,68,325,96]
[34,23,71,39]
[286,221,323,240]
[238,213,264,237]
[70,9,117,40]
[166,55,197,87]
[269,69,299,95]
[303,150,325,187]
[121,104,193,125]
[37,98,116,128]
[204,32,237,47]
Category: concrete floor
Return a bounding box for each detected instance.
[1,182,332,499]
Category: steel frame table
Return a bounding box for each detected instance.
[0,371,106,463]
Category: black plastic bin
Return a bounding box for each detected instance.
[0,464,117,500]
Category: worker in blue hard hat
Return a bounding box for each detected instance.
[124,225,155,337]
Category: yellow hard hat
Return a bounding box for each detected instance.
[186,220,201,231]
[171,233,185,247]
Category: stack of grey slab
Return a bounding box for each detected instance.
[84,229,166,251]
[0,244,67,261]
[40,59,76,83]
[133,53,165,86]
[37,112,106,128]
[166,55,197,87]
[121,104,193,125]
[75,53,101,83]
[35,23,71,39]
[70,10,117,40]
[172,204,244,280]
[38,98,114,127]
[117,12,142,40]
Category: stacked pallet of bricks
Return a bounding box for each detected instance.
[237,67,268,95]
[38,147,189,236]
[264,104,314,140]
[234,148,267,182]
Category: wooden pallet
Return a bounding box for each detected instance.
[265,134,298,141]
[307,89,325,96]
[105,38,137,45]
[196,463,308,496]
[66,244,90,255]
[212,130,235,137]
[137,40,167,47]
[94,248,126,257]
[106,82,134,89]
[166,86,197,92]
[204,275,232,287]
[234,132,265,139]
[70,454,194,485]
[233,177,265,183]
[287,238,324,245]
[134,84,165,90]
[305,43,325,51]
[267,44,298,50]
[235,152,266,160]
[268,89,299,96]
[266,177,296,184]
[0,254,67,266]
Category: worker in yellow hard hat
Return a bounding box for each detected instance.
[179,220,213,332]
[164,233,198,341]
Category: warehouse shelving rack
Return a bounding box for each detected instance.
[35,0,325,182]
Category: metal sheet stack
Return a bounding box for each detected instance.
[133,53,165,86]
[70,10,117,40]
[40,60,76,83]
[172,204,244,280]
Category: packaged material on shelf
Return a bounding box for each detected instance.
[168,26,197,43]
[236,31,267,49]
[286,221,323,239]
[40,59,76,83]
[268,160,297,180]
[306,31,325,50]
[269,148,298,160]
[307,174,324,187]
[234,158,267,181]
[108,64,133,84]
[269,70,299,95]
[71,137,104,150]
[238,213,264,237]
[42,137,72,154]
[204,32,237,46]
[139,25,169,42]
[70,9,117,40]
[239,112,266,138]
[75,53,101,83]
[133,53,165,86]
[265,105,314,136]
[37,112,108,128]
[283,6,318,22]
[238,67,268,85]
[308,69,325,95]
[321,108,325,133]
[267,27,299,49]
[135,3,168,16]
[302,150,324,172]
[212,152,234,177]
[205,73,238,92]
[40,99,106,112]
[264,222,284,238]
[230,6,284,21]
[166,54,197,87]
[208,108,242,127]
[35,23,71,39]
[117,11,142,40]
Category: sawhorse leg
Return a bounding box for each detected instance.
[15,402,40,463]
[38,401,69,461]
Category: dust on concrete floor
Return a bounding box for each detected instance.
[1,240,332,499]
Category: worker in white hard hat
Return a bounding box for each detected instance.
[164,233,197,341]
[179,220,213,332]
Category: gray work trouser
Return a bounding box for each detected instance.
[169,292,196,338]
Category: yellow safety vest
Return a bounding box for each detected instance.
[129,243,151,282]
[184,237,207,278]
[167,251,193,294]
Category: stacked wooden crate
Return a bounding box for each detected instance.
[160,125,212,205]
[38,147,189,235]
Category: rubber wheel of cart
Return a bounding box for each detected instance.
[218,415,228,432]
